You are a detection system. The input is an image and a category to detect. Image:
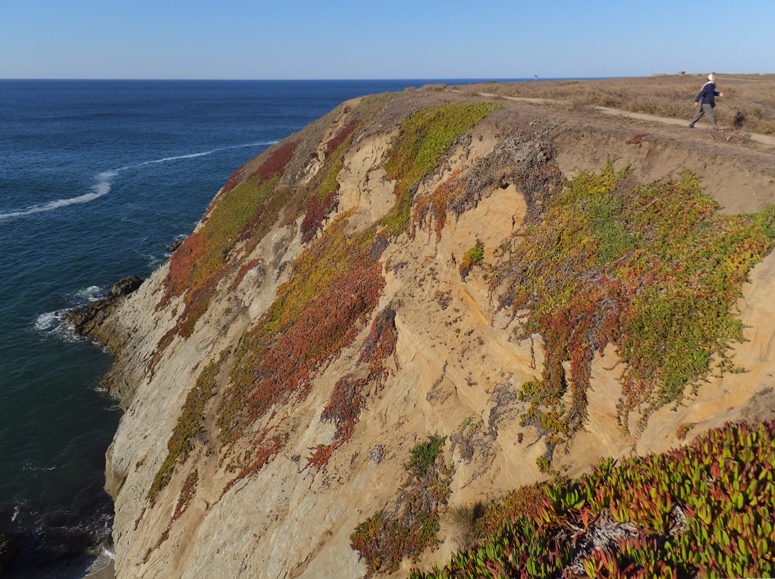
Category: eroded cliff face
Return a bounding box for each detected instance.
[85,85,775,578]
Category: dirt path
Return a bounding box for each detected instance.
[476,92,775,147]
[594,106,775,146]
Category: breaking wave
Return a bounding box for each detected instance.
[0,170,116,221]
[0,141,276,222]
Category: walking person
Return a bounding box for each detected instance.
[689,73,724,128]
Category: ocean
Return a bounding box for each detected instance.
[0,78,507,578]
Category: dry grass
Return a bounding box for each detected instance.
[469,74,775,135]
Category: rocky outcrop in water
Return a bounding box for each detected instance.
[64,275,143,349]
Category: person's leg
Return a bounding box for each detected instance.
[689,105,704,127]
[704,103,716,127]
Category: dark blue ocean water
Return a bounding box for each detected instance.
[0,78,509,577]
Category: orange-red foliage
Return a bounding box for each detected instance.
[301,190,339,244]
[222,433,283,497]
[255,141,298,182]
[307,304,399,470]
[325,120,359,155]
[305,443,336,471]
[170,469,198,524]
[357,305,399,381]
[218,218,387,446]
[153,142,299,366]
[247,258,383,419]
[413,170,464,242]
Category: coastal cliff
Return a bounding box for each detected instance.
[79,81,775,578]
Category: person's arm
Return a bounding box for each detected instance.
[694,85,706,106]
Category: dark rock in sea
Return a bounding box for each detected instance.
[64,275,143,347]
[108,275,144,298]
[167,239,184,253]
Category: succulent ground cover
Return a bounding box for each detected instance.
[152,138,298,367]
[381,102,501,236]
[147,356,221,503]
[307,303,399,471]
[153,100,383,365]
[411,420,775,578]
[216,213,386,449]
[492,163,775,459]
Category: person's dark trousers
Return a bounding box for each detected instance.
[690,103,716,127]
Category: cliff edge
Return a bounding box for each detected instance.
[77,80,775,578]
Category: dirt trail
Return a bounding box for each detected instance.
[595,105,775,146]
[476,92,775,147]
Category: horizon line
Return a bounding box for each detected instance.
[0,75,644,82]
[2,73,769,82]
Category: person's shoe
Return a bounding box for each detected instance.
[688,124,694,128]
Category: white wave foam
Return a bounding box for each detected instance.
[0,191,108,221]
[129,140,277,169]
[134,151,211,167]
[34,309,85,343]
[0,141,276,222]
[0,170,117,221]
[22,461,57,472]
[84,546,116,576]
[34,311,61,332]
[74,285,104,302]
[93,170,118,196]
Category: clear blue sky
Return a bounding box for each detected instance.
[1,0,773,79]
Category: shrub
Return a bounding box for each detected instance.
[446,502,486,549]
[405,434,447,476]
[459,239,484,280]
[352,434,453,577]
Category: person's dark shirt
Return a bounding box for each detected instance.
[695,82,720,106]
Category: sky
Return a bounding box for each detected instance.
[1,0,773,80]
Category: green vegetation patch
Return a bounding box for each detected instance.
[351,434,452,577]
[406,434,447,476]
[163,139,299,306]
[156,99,387,361]
[148,358,220,504]
[153,172,284,364]
[459,238,485,280]
[412,420,775,578]
[381,102,500,236]
[493,163,775,443]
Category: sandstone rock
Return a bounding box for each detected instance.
[80,84,775,578]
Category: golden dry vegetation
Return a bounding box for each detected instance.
[467,74,775,134]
